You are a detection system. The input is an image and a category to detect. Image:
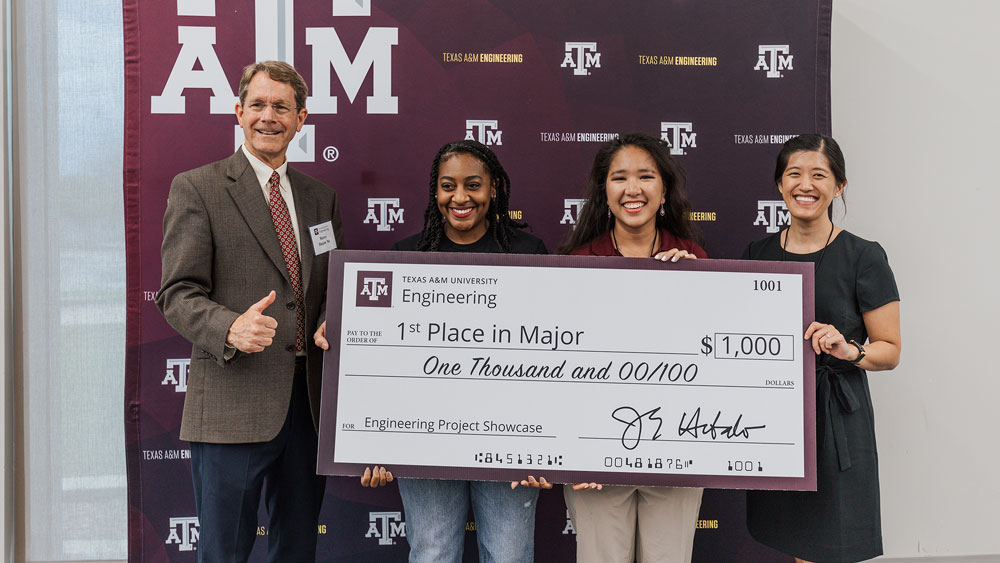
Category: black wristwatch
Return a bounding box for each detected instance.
[848,340,866,365]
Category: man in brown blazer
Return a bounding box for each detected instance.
[157,61,343,561]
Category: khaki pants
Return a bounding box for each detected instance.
[564,485,703,563]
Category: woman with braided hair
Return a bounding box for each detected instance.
[392,139,546,254]
[363,140,548,563]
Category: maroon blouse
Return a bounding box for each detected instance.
[570,229,707,258]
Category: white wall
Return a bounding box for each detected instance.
[831,1,1000,558]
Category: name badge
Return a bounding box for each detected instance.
[309,221,336,255]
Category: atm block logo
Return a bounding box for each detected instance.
[165,516,199,552]
[754,200,790,233]
[755,45,793,78]
[661,122,697,156]
[162,358,190,393]
[365,511,406,545]
[465,119,503,146]
[560,199,587,225]
[364,197,404,231]
[356,271,393,307]
[562,42,601,75]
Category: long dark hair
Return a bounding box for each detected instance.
[557,132,700,254]
[416,140,527,252]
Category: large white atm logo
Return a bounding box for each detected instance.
[755,45,793,78]
[150,0,397,161]
[165,516,199,552]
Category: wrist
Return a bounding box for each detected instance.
[848,340,866,365]
[225,317,242,346]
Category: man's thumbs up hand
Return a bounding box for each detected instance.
[226,291,279,353]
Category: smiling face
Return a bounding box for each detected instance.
[605,145,666,234]
[436,153,496,244]
[777,150,845,225]
[235,72,307,168]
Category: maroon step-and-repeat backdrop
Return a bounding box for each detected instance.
[124,1,831,560]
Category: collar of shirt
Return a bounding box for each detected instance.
[242,144,291,201]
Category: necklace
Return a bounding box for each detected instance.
[611,227,659,257]
[781,221,835,270]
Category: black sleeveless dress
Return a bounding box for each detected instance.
[742,231,899,563]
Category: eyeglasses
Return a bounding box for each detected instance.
[243,101,298,116]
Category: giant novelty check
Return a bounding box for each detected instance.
[317,251,816,490]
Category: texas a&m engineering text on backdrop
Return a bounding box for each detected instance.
[123,1,831,560]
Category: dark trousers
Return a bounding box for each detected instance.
[190,359,326,562]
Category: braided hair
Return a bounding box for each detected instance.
[556,132,701,254]
[416,140,527,252]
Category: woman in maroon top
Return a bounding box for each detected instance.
[558,133,706,260]
[557,133,705,563]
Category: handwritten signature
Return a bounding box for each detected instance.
[611,406,766,449]
[677,408,765,440]
[611,406,663,450]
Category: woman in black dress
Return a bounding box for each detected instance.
[743,134,901,563]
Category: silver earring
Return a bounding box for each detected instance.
[607,207,611,219]
[659,204,665,217]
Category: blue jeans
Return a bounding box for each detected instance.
[397,478,538,563]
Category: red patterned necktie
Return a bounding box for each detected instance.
[267,171,305,351]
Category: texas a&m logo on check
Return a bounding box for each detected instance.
[356,271,393,307]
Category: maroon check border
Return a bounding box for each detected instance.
[318,250,816,491]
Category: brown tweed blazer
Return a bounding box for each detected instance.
[157,150,344,443]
